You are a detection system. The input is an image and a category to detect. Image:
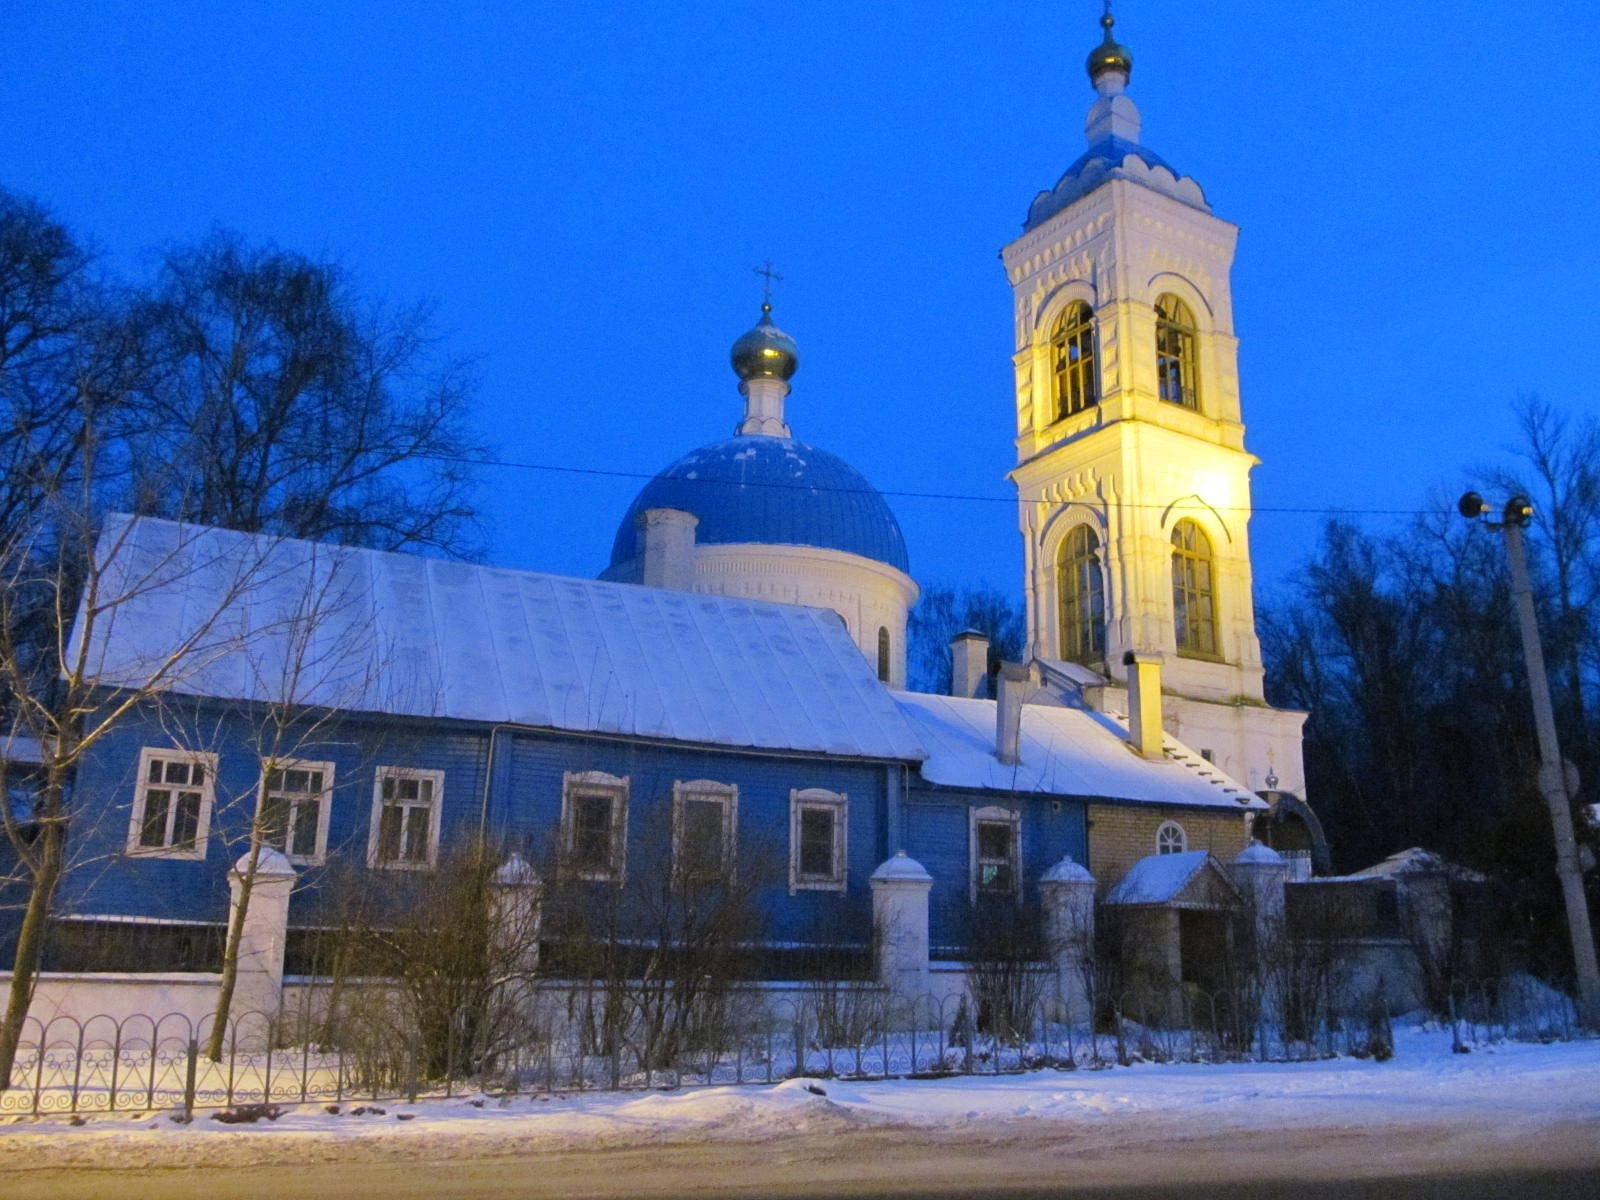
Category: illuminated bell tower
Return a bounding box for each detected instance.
[1001,7,1306,796]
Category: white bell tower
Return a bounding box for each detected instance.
[1001,5,1307,798]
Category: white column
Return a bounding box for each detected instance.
[1228,842,1289,1014]
[869,852,932,1002]
[491,852,543,980]
[227,847,296,1042]
[1039,855,1096,1024]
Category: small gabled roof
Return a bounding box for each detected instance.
[1105,851,1242,910]
[891,692,1265,811]
[1340,847,1490,886]
[71,515,927,762]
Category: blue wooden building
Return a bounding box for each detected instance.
[9,514,1263,981]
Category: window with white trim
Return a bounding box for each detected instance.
[369,767,444,869]
[970,805,1021,901]
[259,759,335,864]
[1156,820,1188,855]
[673,779,737,879]
[562,770,628,880]
[128,748,217,859]
[789,787,847,892]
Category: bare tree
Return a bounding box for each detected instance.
[123,231,482,557]
[907,584,1026,695]
[0,496,278,1087]
[318,840,544,1083]
[542,801,768,1074]
[0,189,119,547]
[1490,395,1600,747]
[204,543,381,1059]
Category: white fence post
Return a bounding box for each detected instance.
[870,852,932,1005]
[227,847,296,1043]
[1040,855,1096,1024]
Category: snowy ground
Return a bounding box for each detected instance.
[0,1023,1596,1180]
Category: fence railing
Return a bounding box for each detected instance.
[0,974,1579,1118]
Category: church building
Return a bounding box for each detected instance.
[4,7,1327,1013]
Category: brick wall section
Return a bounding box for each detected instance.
[1087,802,1252,895]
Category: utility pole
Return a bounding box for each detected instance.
[1459,491,1600,1028]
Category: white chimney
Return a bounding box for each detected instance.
[950,630,990,699]
[995,661,1036,766]
[1123,651,1164,759]
[636,507,699,591]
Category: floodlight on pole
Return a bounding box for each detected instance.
[1458,490,1600,1028]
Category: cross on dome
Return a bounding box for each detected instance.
[753,259,784,306]
[1088,0,1134,88]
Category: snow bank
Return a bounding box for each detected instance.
[1,1025,1596,1172]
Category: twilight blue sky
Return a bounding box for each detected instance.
[7,1,1597,606]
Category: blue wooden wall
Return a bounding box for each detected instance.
[51,696,894,952]
[904,784,1089,955]
[29,694,1091,969]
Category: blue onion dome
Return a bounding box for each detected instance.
[730,302,799,382]
[609,436,910,574]
[1087,8,1133,83]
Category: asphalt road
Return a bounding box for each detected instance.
[3,1120,1597,1200]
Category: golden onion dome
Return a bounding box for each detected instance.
[1087,9,1133,84]
[730,303,799,382]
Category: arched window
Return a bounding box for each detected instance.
[876,626,891,682]
[1155,294,1199,410]
[1050,301,1098,421]
[1056,525,1105,664]
[1171,520,1219,657]
[1156,820,1187,855]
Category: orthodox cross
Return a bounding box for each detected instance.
[753,260,783,305]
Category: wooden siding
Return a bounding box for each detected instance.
[904,784,1088,955]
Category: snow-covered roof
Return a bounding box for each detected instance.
[71,515,927,762]
[891,692,1265,810]
[1339,848,1490,886]
[1104,850,1239,907]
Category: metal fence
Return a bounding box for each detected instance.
[0,975,1581,1118]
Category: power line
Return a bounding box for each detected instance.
[419,452,1435,518]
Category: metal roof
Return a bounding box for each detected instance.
[608,436,911,574]
[73,515,928,762]
[892,691,1265,810]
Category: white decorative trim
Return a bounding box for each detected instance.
[672,779,738,877]
[367,766,445,870]
[256,757,336,866]
[1156,820,1188,854]
[969,805,1021,904]
[562,770,629,882]
[789,787,847,894]
[126,748,218,861]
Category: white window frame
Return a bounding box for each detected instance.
[1156,819,1188,855]
[368,766,445,870]
[970,805,1021,903]
[789,787,848,894]
[562,770,628,881]
[672,779,738,879]
[257,757,335,866]
[127,747,218,860]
